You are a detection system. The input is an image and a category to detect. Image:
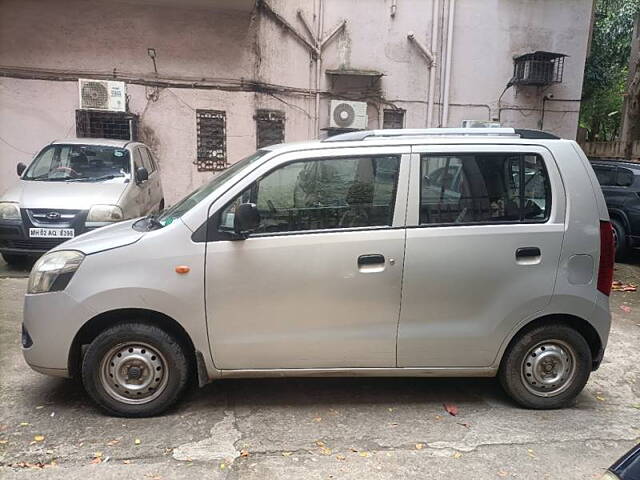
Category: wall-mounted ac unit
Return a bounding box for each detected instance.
[462,120,502,128]
[329,100,368,130]
[78,79,126,112]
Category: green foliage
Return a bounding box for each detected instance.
[580,0,639,140]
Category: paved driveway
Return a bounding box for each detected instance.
[0,258,638,479]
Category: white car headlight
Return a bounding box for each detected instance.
[0,202,20,220]
[28,250,85,294]
[87,204,124,222]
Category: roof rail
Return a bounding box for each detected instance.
[322,128,560,142]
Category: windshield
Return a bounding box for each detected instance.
[158,150,268,226]
[23,144,131,182]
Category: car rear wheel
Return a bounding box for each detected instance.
[611,218,630,261]
[81,322,190,417]
[499,323,592,409]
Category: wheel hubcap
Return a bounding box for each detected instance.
[100,342,169,405]
[521,340,576,397]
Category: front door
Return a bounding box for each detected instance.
[397,146,566,367]
[205,149,409,369]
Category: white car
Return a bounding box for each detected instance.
[21,128,613,417]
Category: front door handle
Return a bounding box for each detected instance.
[516,247,541,258]
[358,254,386,273]
[516,247,541,265]
[358,254,385,266]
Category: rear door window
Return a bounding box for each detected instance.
[593,166,617,186]
[617,168,634,187]
[419,153,550,225]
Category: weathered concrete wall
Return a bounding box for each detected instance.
[0,0,594,202]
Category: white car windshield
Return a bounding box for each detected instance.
[23,144,131,182]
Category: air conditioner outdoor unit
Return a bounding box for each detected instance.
[78,79,126,112]
[329,100,368,130]
[462,120,502,128]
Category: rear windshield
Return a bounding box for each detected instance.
[158,150,268,225]
[23,144,131,183]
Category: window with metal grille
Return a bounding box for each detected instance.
[511,51,566,86]
[76,110,138,140]
[383,109,405,129]
[255,109,285,149]
[196,110,227,172]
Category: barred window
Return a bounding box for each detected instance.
[255,109,285,149]
[196,110,227,172]
[383,109,404,129]
[76,110,138,140]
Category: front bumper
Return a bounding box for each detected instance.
[0,208,94,255]
[22,289,94,378]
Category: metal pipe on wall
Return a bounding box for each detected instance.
[441,0,455,127]
[314,0,324,137]
[426,0,439,127]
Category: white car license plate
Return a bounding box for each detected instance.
[29,228,75,238]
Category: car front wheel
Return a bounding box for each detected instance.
[499,323,592,409]
[81,322,190,417]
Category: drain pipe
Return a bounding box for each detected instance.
[407,32,435,127]
[315,0,324,137]
[427,0,439,127]
[441,0,456,127]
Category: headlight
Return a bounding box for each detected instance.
[600,473,620,480]
[0,202,20,220]
[87,204,124,222]
[28,250,85,294]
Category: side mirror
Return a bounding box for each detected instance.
[135,166,149,184]
[17,162,26,176]
[234,203,260,237]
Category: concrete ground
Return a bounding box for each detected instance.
[0,257,638,480]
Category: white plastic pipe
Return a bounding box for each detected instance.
[427,0,439,127]
[441,0,456,127]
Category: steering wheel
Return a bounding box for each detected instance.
[266,199,277,214]
[53,166,80,177]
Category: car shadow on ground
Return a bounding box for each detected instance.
[32,374,522,418]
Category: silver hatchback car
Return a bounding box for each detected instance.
[21,128,613,417]
[0,138,164,265]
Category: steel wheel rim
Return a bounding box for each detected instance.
[99,342,169,405]
[520,339,576,397]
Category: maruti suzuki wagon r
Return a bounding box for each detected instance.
[21,128,614,417]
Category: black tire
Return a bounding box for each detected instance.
[499,323,592,409]
[612,218,630,261]
[81,322,190,417]
[1,253,27,266]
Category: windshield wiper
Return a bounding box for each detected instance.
[67,174,125,182]
[146,213,164,230]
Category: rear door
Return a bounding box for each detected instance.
[397,145,566,367]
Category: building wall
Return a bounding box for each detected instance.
[0,0,594,203]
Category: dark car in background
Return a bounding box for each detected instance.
[591,160,640,260]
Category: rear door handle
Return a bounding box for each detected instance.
[358,254,385,266]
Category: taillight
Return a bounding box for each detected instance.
[597,221,615,296]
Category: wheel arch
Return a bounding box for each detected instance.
[608,208,630,231]
[68,308,198,380]
[499,314,604,371]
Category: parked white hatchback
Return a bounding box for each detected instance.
[0,138,164,265]
[22,128,613,417]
